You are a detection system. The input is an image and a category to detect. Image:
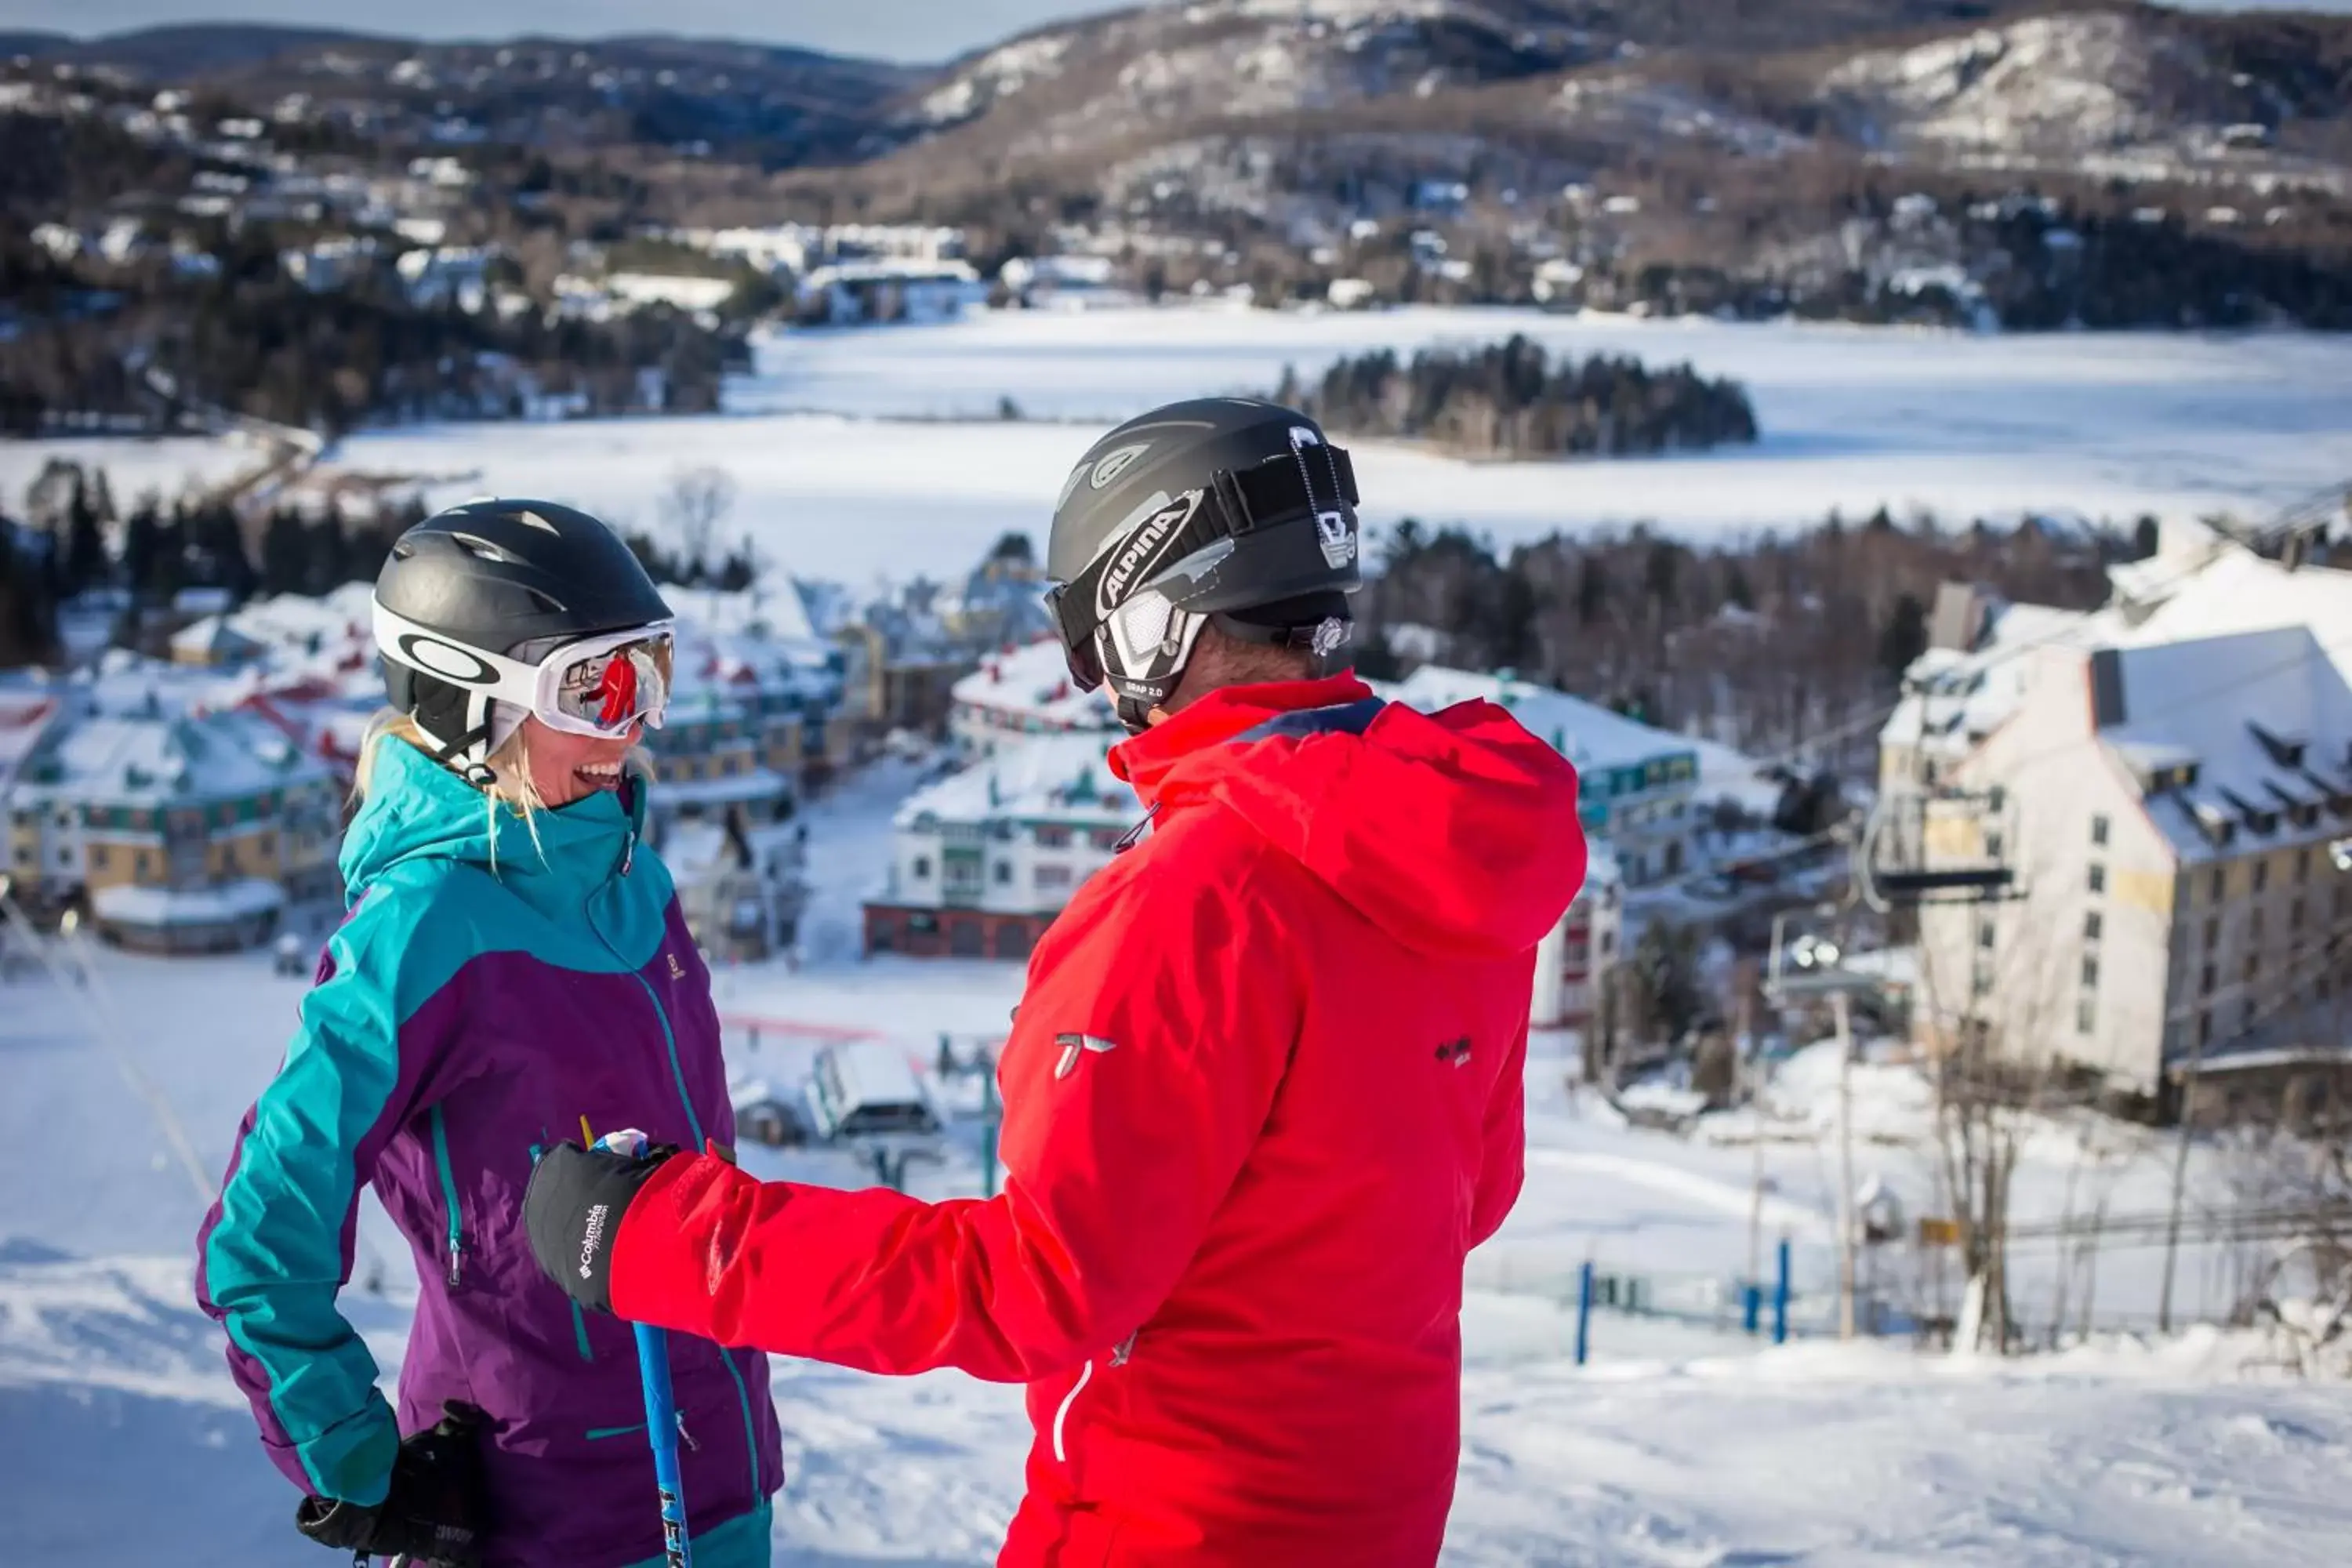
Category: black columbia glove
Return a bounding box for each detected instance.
[524,1139,679,1313]
[295,1400,489,1566]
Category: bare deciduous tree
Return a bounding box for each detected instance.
[662,465,738,581]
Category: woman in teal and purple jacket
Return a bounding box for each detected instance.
[194,499,782,1567]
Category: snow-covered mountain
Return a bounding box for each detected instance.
[844,0,2352,222]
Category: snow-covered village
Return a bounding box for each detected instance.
[9,4,2352,1566]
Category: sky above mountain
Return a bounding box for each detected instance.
[5,0,2350,67]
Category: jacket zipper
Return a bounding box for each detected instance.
[1051,1359,1094,1464]
[1052,1334,1132,1466]
[430,1105,465,1288]
[626,965,760,1499]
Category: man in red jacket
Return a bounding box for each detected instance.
[527,399,1586,1566]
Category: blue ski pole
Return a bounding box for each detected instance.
[591,1127,693,1568]
[633,1319,691,1568]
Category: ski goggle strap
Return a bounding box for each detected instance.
[1042,441,1360,691]
[373,601,676,739]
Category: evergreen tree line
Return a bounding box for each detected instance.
[620,531,760,593]
[0,462,436,666]
[0,210,743,438]
[1350,506,2172,773]
[0,460,776,667]
[1274,336,1759,459]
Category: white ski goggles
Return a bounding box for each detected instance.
[375,601,675,739]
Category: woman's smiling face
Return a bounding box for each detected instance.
[520,716,638,808]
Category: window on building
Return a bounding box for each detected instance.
[2251,907,2265,942]
[2201,963,2216,997]
[2085,911,2103,942]
[2297,847,2313,884]
[2204,915,2220,950]
[2254,859,2269,894]
[2211,868,2226,902]
[1978,920,1996,950]
[1035,825,1073,848]
[2081,956,2099,989]
[2076,997,2095,1035]
[2198,1011,2212,1047]
[2291,897,2305,931]
[2090,814,2109,848]
[1972,967,1994,1000]
[2088,862,2106,895]
[1599,931,1615,959]
[993,861,1011,884]
[1986,831,2005,862]
[1036,864,1073,890]
[90,844,109,869]
[1987,785,2006,813]
[2243,998,2259,1033]
[2244,953,2259,985]
[912,856,931,880]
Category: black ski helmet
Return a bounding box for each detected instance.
[1044,397,1362,731]
[372,498,673,779]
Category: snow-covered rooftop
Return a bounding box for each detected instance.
[0,691,64,789]
[1880,601,2101,755]
[1384,666,1697,773]
[2099,626,2352,864]
[1883,537,2352,770]
[16,707,329,806]
[951,637,1115,732]
[896,733,1134,829]
[92,876,284,925]
[167,583,376,673]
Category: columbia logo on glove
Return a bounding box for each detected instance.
[524,1142,678,1316]
[579,1203,609,1279]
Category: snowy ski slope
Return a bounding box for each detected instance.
[3,760,2350,1564]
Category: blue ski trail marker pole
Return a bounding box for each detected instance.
[591,1127,693,1568]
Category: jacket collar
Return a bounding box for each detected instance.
[1109,671,1376,808]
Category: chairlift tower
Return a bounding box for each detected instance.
[1762,908,1887,1342]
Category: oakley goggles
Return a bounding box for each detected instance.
[374,601,675,739]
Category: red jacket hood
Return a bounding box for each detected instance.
[1111,673,1587,960]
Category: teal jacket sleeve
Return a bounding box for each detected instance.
[192,892,447,1503]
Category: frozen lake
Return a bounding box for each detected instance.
[8,305,2352,586]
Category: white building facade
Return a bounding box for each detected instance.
[1913,626,2352,1112]
[863,734,1138,960]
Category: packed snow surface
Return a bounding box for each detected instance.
[8,307,2352,590]
[4,757,2350,1563]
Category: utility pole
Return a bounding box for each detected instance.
[1833,987,1858,1341]
[1740,978,1764,1294]
[2157,1017,2211,1334]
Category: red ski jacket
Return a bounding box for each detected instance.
[610,673,1586,1566]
